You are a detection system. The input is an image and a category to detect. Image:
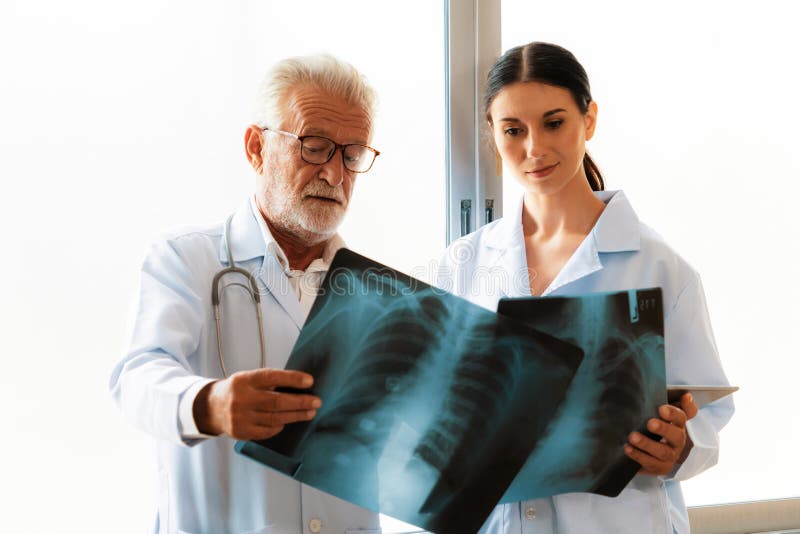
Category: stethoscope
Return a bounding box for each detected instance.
[211,214,267,377]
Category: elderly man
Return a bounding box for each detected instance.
[110,54,381,534]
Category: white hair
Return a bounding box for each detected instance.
[254,53,377,132]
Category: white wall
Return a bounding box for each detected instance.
[0,1,442,532]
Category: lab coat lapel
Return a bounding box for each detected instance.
[541,233,603,295]
[543,190,641,295]
[257,255,306,330]
[483,195,532,299]
[483,192,639,298]
[219,202,306,330]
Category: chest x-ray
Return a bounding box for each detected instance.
[236,249,665,533]
[497,288,665,501]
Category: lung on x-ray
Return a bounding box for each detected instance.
[497,288,665,502]
[235,249,665,534]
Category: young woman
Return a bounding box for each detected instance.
[437,42,734,534]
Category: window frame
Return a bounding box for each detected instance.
[445,0,501,244]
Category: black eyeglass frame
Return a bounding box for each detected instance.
[261,126,380,173]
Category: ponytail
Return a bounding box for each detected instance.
[583,153,604,191]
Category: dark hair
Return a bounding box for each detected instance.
[484,42,604,191]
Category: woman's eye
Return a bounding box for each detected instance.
[545,119,563,130]
[504,127,522,136]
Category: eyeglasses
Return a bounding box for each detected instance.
[262,127,380,173]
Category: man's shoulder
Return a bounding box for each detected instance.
[142,221,225,276]
[160,220,223,244]
[151,220,224,256]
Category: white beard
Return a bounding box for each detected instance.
[258,167,347,245]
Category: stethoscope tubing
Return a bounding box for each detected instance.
[212,214,268,377]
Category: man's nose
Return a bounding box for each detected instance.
[318,148,345,186]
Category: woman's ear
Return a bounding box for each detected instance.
[585,101,598,141]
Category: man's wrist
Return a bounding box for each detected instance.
[193,380,220,436]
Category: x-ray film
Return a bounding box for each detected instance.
[236,249,585,533]
[497,288,666,502]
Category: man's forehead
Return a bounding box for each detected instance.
[283,86,372,139]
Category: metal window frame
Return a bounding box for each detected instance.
[444,0,501,245]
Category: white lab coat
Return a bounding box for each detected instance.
[109,200,380,534]
[436,191,734,534]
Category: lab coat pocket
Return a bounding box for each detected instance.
[554,487,657,534]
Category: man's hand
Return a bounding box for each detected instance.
[624,393,698,476]
[193,369,321,441]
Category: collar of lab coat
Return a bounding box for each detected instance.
[246,195,345,273]
[217,198,269,264]
[483,190,641,296]
[217,198,308,328]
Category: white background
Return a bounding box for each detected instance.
[1,1,797,533]
[0,1,442,532]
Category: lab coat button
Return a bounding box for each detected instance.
[308,518,323,533]
[524,506,536,520]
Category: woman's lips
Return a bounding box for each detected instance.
[527,163,559,179]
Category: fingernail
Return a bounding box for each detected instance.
[649,420,660,431]
[311,399,322,408]
[302,375,313,387]
[631,433,641,444]
[306,410,316,418]
[624,445,633,454]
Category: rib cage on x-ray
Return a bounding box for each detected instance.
[236,251,665,532]
[497,288,665,501]
[311,293,449,449]
[303,279,530,473]
[588,337,648,475]
[242,250,597,533]
[414,332,515,491]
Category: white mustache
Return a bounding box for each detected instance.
[303,185,344,203]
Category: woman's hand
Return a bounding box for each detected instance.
[624,393,698,476]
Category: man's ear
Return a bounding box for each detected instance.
[244,125,265,172]
[585,100,598,141]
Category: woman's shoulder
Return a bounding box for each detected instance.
[457,215,509,245]
[604,190,699,280]
[637,220,697,273]
[439,216,510,266]
[628,219,706,310]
